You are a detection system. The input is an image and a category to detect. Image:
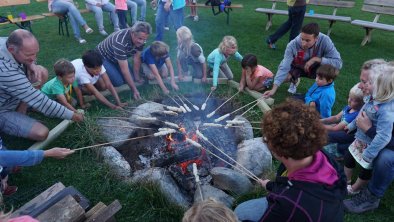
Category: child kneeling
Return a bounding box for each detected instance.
[239,54,273,92]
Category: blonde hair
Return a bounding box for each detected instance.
[218,36,237,54]
[182,199,238,222]
[176,26,193,56]
[361,59,386,71]
[349,83,364,105]
[150,41,169,58]
[372,63,394,103]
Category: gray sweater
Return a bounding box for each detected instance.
[274,33,342,87]
[0,38,73,120]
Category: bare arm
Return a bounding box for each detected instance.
[102,73,127,107]
[56,94,77,112]
[324,122,347,131]
[73,86,86,109]
[84,83,118,109]
[150,64,169,94]
[239,70,246,91]
[118,59,140,99]
[202,62,207,83]
[176,58,184,80]
[321,111,343,125]
[133,51,143,83]
[165,58,179,91]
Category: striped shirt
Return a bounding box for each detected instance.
[96,29,144,63]
[0,37,73,120]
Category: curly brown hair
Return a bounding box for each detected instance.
[261,100,327,160]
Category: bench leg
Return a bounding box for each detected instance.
[361,28,373,46]
[20,21,32,32]
[266,14,273,31]
[327,20,335,36]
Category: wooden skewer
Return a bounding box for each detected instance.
[230,98,261,115]
[239,100,261,117]
[203,90,214,105]
[202,123,262,130]
[180,94,199,110]
[95,116,129,120]
[73,134,154,151]
[98,124,155,130]
[207,91,240,117]
[167,94,181,107]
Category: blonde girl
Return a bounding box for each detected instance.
[176,26,207,82]
[207,36,243,90]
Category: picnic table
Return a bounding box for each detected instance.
[0,0,44,32]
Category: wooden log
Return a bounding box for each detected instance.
[28,119,73,150]
[12,182,65,217]
[36,195,85,222]
[84,202,106,219]
[85,200,122,222]
[206,78,228,84]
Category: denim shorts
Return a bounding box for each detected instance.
[0,111,36,138]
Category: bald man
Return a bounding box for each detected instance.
[0,29,84,141]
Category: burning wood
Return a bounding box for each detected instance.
[154,129,177,137]
[214,113,230,122]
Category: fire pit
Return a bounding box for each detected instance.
[96,92,272,208]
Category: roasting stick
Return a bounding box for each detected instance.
[201,90,214,110]
[73,134,154,151]
[202,123,262,130]
[167,95,187,113]
[239,100,261,117]
[206,91,240,118]
[192,163,204,200]
[175,95,192,112]
[96,116,130,120]
[125,106,179,116]
[213,98,262,122]
[180,94,200,111]
[196,130,260,181]
[186,138,259,182]
[97,124,155,130]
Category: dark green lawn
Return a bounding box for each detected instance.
[1,0,394,221]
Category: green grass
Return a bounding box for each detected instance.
[1,0,394,221]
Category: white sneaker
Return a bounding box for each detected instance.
[78,38,87,44]
[99,30,108,36]
[164,26,169,31]
[347,185,360,195]
[288,83,297,94]
[193,15,199,21]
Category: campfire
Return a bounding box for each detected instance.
[96,92,272,208]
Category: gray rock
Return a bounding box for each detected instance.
[236,138,272,177]
[194,184,235,208]
[210,167,253,195]
[232,115,254,144]
[128,102,165,127]
[97,146,132,179]
[97,118,138,148]
[131,167,191,209]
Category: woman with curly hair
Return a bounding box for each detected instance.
[234,100,347,222]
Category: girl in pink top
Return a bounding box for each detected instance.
[239,54,274,92]
[115,0,128,29]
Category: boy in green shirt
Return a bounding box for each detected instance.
[42,59,87,112]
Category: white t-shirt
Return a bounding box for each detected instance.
[72,59,106,86]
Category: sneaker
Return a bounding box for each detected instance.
[78,38,87,44]
[347,185,360,195]
[193,15,199,21]
[164,26,169,31]
[85,27,93,34]
[344,188,380,213]
[3,185,18,196]
[288,83,297,94]
[265,38,276,49]
[287,78,301,94]
[99,30,108,36]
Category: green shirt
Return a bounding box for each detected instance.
[41,77,78,100]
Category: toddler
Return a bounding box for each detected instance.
[239,54,273,92]
[42,59,85,112]
[304,64,338,118]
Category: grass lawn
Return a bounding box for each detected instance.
[1,0,394,221]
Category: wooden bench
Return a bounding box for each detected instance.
[0,0,45,32]
[255,0,355,36]
[187,3,243,24]
[351,0,394,46]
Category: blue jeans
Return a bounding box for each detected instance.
[51,0,88,39]
[368,148,394,198]
[328,130,355,155]
[155,2,184,41]
[103,59,134,87]
[269,5,306,43]
[117,10,127,29]
[126,0,138,24]
[86,2,119,31]
[130,0,147,21]
[234,197,268,222]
